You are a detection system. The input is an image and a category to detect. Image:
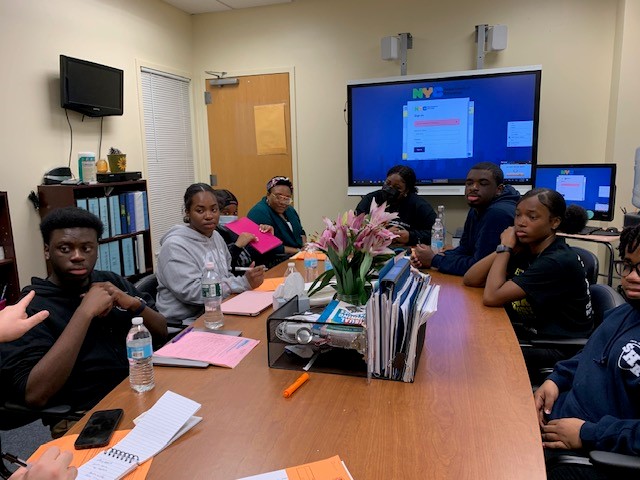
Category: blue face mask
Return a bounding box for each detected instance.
[218,215,238,226]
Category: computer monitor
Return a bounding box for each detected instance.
[347,65,542,195]
[533,163,617,221]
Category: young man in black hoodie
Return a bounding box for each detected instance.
[0,207,167,429]
[410,162,520,275]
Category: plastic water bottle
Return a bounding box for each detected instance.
[126,317,155,393]
[284,262,297,278]
[437,205,446,241]
[325,258,333,272]
[201,261,224,329]
[431,218,444,254]
[303,246,318,282]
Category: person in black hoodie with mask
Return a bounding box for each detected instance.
[355,164,436,246]
[411,162,520,275]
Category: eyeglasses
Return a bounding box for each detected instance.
[271,193,292,205]
[614,260,640,277]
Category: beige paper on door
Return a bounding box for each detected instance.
[254,103,287,155]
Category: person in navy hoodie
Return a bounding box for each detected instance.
[410,162,520,275]
[535,223,640,477]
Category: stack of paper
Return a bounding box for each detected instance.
[366,256,439,382]
[154,330,259,368]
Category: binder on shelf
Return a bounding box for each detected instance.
[133,191,145,232]
[98,243,110,272]
[121,237,136,277]
[108,195,122,237]
[135,233,146,274]
[87,197,100,222]
[125,192,137,234]
[76,198,88,210]
[98,197,109,240]
[108,241,122,276]
[142,191,150,229]
[118,194,128,234]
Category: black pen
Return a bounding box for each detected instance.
[170,325,194,343]
[2,451,30,469]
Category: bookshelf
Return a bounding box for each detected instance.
[37,181,153,282]
[0,191,20,304]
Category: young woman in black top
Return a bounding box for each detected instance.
[464,188,593,375]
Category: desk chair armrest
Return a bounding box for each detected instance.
[589,450,640,472]
[526,338,588,348]
[3,401,83,421]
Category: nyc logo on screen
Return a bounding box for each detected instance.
[412,86,444,99]
[560,169,571,175]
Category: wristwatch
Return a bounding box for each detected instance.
[131,296,147,316]
[495,245,513,254]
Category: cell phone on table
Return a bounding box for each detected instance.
[74,408,124,449]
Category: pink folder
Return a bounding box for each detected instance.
[225,217,283,254]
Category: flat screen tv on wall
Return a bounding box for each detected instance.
[347,65,542,195]
[60,55,124,117]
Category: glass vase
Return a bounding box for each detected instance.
[335,292,363,306]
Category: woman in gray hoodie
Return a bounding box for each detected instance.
[156,183,264,324]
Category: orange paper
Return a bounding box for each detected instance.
[28,430,152,480]
[285,455,352,479]
[255,277,285,292]
[290,251,327,261]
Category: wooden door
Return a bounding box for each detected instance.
[206,73,292,216]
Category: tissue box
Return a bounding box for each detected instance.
[267,296,368,377]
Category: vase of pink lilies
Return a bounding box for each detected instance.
[308,200,399,305]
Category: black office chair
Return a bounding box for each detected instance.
[546,449,640,479]
[134,272,158,301]
[133,273,185,332]
[523,284,626,387]
[572,246,599,285]
[529,284,626,351]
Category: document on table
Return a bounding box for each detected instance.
[155,331,259,368]
[237,455,354,480]
[76,391,201,479]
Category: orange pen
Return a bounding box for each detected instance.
[283,372,310,398]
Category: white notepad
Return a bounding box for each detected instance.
[77,391,201,480]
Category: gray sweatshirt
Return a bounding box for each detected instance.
[156,224,250,323]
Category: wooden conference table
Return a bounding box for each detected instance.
[69,264,545,479]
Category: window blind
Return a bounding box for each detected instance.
[141,68,195,256]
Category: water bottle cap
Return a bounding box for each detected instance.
[132,317,143,325]
[287,262,295,267]
[205,262,215,269]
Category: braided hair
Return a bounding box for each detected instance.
[619,224,640,259]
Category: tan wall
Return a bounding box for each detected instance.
[2,0,639,288]
[0,0,192,285]
[191,0,623,241]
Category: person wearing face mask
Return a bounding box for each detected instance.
[156,183,264,324]
[213,188,274,274]
[355,165,436,246]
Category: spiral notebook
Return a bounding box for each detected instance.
[76,391,201,480]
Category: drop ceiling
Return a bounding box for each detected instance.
[162,0,292,14]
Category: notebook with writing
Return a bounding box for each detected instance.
[76,391,201,479]
[225,217,283,254]
[221,290,273,316]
